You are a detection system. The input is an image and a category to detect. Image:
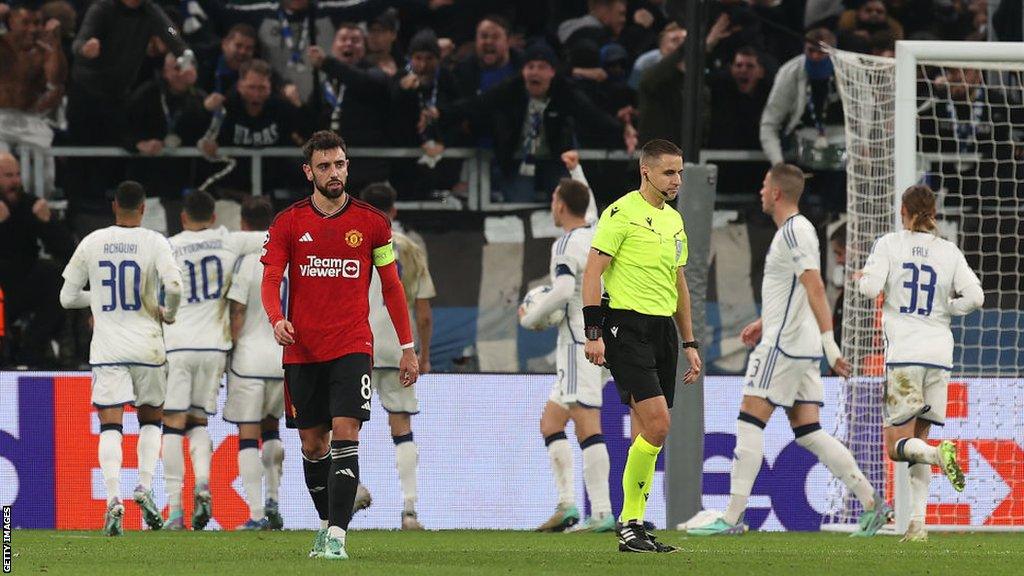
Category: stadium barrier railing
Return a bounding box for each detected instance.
[17,146,774,211]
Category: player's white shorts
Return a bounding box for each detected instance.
[549,342,604,409]
[742,344,823,407]
[372,369,419,414]
[165,351,227,416]
[884,364,950,427]
[223,371,285,424]
[91,364,168,409]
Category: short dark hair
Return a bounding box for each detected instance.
[114,181,146,210]
[639,139,683,166]
[183,190,216,222]
[478,14,511,34]
[556,179,590,217]
[359,182,397,212]
[734,46,761,64]
[226,23,257,42]
[240,196,273,231]
[239,58,272,80]
[302,130,347,164]
[768,163,806,200]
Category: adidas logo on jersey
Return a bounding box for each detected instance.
[335,468,356,478]
[299,232,314,243]
[361,401,371,410]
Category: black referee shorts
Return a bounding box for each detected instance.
[603,309,679,408]
[283,353,373,429]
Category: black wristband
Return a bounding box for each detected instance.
[682,340,700,350]
[583,305,604,330]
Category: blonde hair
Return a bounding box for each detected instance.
[902,185,937,233]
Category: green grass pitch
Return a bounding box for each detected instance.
[13,529,1024,575]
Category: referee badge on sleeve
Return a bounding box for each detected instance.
[675,239,684,262]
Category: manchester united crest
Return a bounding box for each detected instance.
[345,229,364,248]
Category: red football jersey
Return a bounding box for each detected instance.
[261,196,393,364]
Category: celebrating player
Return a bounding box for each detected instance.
[261,131,418,560]
[359,183,436,530]
[161,190,265,530]
[857,185,982,541]
[688,164,890,537]
[520,152,613,533]
[224,197,287,530]
[583,139,702,553]
[59,181,183,536]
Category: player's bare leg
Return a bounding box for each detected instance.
[298,424,331,558]
[261,416,285,530]
[134,404,164,530]
[97,406,126,536]
[537,402,578,532]
[789,403,887,537]
[388,412,422,530]
[237,422,268,530]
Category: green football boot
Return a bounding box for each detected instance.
[308,528,328,558]
[938,440,966,492]
[535,504,580,532]
[686,517,746,536]
[103,498,125,537]
[192,482,213,530]
[323,535,349,560]
[851,493,893,537]
[132,485,164,530]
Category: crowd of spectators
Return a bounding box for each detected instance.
[0,0,1014,367]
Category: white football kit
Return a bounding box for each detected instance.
[163,227,264,416]
[60,225,183,408]
[223,253,286,424]
[858,230,983,426]
[744,214,824,407]
[368,231,436,414]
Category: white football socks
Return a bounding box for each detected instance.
[725,418,764,525]
[582,441,612,519]
[239,446,264,521]
[98,429,123,503]
[394,440,419,514]
[136,424,161,491]
[163,432,185,510]
[797,428,875,509]
[262,438,284,502]
[187,425,213,486]
[898,437,941,465]
[546,434,575,508]
[909,463,930,524]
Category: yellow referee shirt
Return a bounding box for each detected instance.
[591,191,688,317]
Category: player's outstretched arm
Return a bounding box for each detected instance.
[519,274,574,329]
[674,267,702,384]
[800,269,850,377]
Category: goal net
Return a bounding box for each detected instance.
[824,42,1024,533]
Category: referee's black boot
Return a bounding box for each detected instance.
[617,521,657,553]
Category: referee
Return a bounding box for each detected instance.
[582,139,702,553]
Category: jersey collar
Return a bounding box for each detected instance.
[310,193,351,219]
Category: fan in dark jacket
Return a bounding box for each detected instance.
[440,42,632,203]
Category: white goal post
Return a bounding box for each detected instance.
[825,41,1024,534]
